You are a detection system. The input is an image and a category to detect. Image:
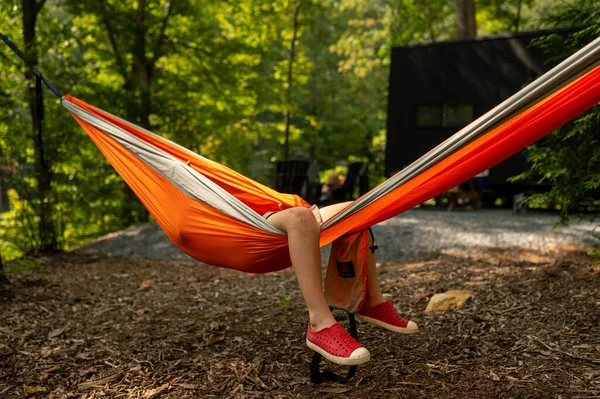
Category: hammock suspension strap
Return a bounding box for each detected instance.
[0,32,63,98]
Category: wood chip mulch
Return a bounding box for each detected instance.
[0,247,599,398]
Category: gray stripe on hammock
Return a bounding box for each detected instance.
[62,35,600,237]
[63,99,286,236]
[321,35,600,229]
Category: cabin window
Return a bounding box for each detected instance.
[415,104,473,128]
[445,104,473,127]
[415,105,443,127]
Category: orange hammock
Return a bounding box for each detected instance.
[62,47,600,274]
[1,28,598,275]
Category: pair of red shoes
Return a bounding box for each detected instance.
[306,301,418,365]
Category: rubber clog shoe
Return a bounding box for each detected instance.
[357,301,418,334]
[306,322,370,366]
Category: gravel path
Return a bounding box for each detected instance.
[75,209,598,262]
[371,208,597,260]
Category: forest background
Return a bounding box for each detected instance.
[0,0,598,264]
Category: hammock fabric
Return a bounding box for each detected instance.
[63,59,600,274]
[65,95,306,273]
[2,30,599,274]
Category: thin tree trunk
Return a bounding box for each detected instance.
[456,0,477,39]
[22,0,56,252]
[135,0,152,130]
[124,0,151,223]
[0,252,9,287]
[283,3,301,161]
[515,0,523,32]
[309,45,318,160]
[0,146,5,212]
[127,0,173,223]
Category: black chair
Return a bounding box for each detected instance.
[274,160,311,197]
[331,162,368,202]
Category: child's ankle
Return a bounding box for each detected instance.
[309,316,337,332]
[362,296,387,308]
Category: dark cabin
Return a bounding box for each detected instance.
[385,29,568,203]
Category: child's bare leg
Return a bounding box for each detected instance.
[320,202,416,332]
[364,231,386,307]
[266,207,336,331]
[319,201,352,222]
[320,201,386,306]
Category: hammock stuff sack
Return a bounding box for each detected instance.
[60,35,600,274]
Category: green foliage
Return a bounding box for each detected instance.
[0,0,578,261]
[4,256,46,275]
[278,294,293,309]
[511,0,600,226]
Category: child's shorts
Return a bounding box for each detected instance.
[263,204,323,225]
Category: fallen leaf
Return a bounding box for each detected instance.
[24,385,47,394]
[40,347,53,358]
[40,365,60,381]
[320,387,352,393]
[142,383,169,398]
[77,367,97,377]
[206,333,225,346]
[490,371,500,381]
[45,365,61,373]
[0,327,16,337]
[138,280,154,290]
[48,326,68,339]
[78,370,125,389]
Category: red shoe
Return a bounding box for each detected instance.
[357,301,418,334]
[306,322,370,366]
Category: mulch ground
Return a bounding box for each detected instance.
[0,247,599,399]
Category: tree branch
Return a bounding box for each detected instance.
[0,52,13,63]
[283,2,302,161]
[35,0,46,15]
[166,40,221,91]
[98,0,131,87]
[150,0,175,69]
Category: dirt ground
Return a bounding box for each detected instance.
[1,247,599,398]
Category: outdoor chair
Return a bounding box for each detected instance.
[331,162,368,203]
[274,160,311,199]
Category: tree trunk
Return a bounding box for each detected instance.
[0,252,5,277]
[0,252,9,287]
[0,146,5,212]
[514,0,523,32]
[283,3,301,161]
[309,45,318,160]
[456,0,477,40]
[135,0,152,130]
[22,0,57,253]
[125,0,151,223]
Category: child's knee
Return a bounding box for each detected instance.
[287,207,320,234]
